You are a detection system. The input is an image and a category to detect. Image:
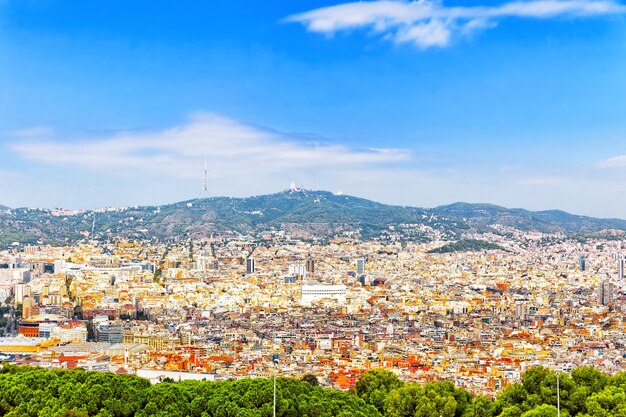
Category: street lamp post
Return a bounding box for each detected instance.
[556,371,560,417]
[272,353,279,417]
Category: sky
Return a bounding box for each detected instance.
[1,0,625,217]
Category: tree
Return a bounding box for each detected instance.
[493,383,529,416]
[423,381,471,417]
[355,369,404,413]
[301,374,320,387]
[571,366,608,393]
[522,367,552,397]
[472,395,494,417]
[58,410,89,417]
[384,381,471,417]
[499,405,524,417]
[584,385,626,417]
[520,404,562,417]
[73,305,83,320]
[385,383,428,417]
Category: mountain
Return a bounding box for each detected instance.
[89,189,456,241]
[434,202,626,233]
[0,190,624,247]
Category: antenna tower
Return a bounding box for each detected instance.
[203,158,209,197]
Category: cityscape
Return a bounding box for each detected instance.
[2,0,626,416]
[1,188,626,398]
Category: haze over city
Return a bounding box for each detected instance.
[1,1,625,216]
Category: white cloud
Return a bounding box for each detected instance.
[6,115,626,218]
[5,126,55,138]
[394,19,452,47]
[285,0,626,48]
[597,154,626,168]
[10,113,411,180]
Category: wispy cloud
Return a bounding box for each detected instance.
[6,115,626,217]
[9,113,411,179]
[597,154,626,168]
[518,175,567,186]
[285,0,626,48]
[4,126,55,138]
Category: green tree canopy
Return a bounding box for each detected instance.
[301,374,320,387]
[355,369,404,413]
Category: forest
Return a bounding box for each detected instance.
[0,364,625,417]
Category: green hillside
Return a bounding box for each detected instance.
[435,202,626,233]
[2,190,626,247]
[428,239,505,253]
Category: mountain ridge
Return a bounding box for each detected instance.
[436,201,626,233]
[0,189,624,246]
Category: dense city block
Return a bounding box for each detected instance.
[1,225,625,397]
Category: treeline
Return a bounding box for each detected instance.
[0,365,375,417]
[0,364,625,417]
[427,239,505,254]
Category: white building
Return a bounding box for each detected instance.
[356,258,365,275]
[301,283,346,305]
[288,264,306,277]
[13,284,31,303]
[136,369,216,384]
[196,256,210,271]
[0,268,30,287]
[51,325,88,343]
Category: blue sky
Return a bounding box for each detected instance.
[1,0,626,217]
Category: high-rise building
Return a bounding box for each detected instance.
[14,284,30,304]
[22,295,33,319]
[578,256,586,272]
[619,257,625,279]
[246,258,255,275]
[599,279,612,306]
[306,259,315,274]
[356,258,365,275]
[196,256,209,271]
